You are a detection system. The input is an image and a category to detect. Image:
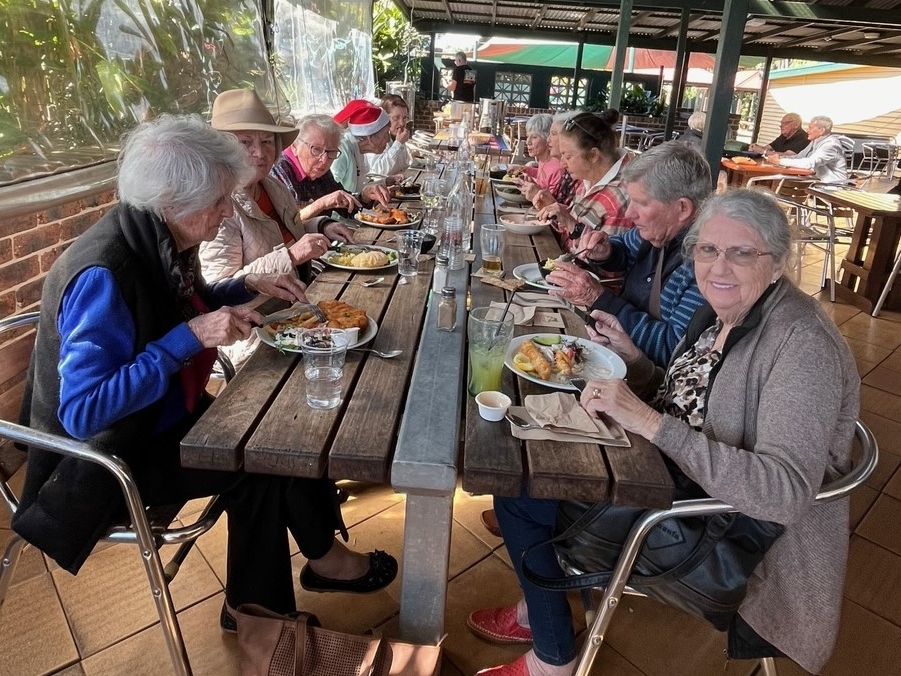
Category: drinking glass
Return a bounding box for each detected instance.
[300,328,348,410]
[467,306,514,396]
[479,223,506,277]
[420,176,446,235]
[396,230,425,282]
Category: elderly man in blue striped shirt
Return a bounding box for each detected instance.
[547,143,710,366]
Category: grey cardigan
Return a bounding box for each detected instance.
[629,279,859,673]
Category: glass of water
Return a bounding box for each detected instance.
[300,328,348,410]
[479,223,506,277]
[419,176,446,235]
[396,230,425,283]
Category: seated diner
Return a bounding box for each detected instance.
[11,114,397,634]
[365,94,412,176]
[470,189,859,676]
[766,115,848,183]
[331,99,394,194]
[515,114,563,197]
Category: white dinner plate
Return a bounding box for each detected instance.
[256,311,378,353]
[498,213,546,236]
[504,334,627,391]
[353,209,423,229]
[512,262,557,290]
[495,190,531,206]
[320,245,398,271]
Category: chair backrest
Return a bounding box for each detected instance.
[836,135,855,169]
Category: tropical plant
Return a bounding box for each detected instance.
[371,0,428,93]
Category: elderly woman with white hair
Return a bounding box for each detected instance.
[471,189,858,676]
[271,113,388,218]
[12,114,397,634]
[522,111,582,211]
[516,113,563,197]
[679,111,705,150]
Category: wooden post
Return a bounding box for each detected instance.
[572,40,585,108]
[609,0,634,110]
[664,8,691,141]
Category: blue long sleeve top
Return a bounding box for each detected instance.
[57,266,251,440]
[590,228,706,366]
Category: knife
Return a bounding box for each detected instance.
[329,211,361,231]
[569,377,587,393]
[565,301,594,326]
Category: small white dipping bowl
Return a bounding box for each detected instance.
[475,391,512,422]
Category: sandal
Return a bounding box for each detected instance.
[300,549,397,594]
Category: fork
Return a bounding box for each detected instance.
[349,277,384,287]
[350,348,403,358]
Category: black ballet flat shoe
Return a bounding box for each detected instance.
[299,550,398,594]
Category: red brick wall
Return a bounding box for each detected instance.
[0,190,118,430]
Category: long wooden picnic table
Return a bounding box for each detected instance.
[181,172,675,647]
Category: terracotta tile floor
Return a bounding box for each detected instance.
[3,255,901,675]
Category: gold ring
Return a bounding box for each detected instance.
[592,387,603,399]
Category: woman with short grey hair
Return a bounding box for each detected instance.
[518,113,562,198]
[521,112,579,210]
[15,113,400,636]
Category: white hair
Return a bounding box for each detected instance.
[552,110,578,127]
[622,143,712,209]
[296,114,343,145]
[526,113,553,139]
[809,115,834,133]
[117,114,252,221]
[687,111,706,132]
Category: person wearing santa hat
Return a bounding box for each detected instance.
[331,100,394,196]
[365,94,412,178]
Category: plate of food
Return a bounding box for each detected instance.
[354,207,422,229]
[512,262,558,290]
[505,334,626,390]
[494,184,531,206]
[391,184,421,201]
[256,301,377,353]
[498,213,545,236]
[321,245,398,271]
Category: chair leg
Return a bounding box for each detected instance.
[0,534,27,614]
[134,528,193,675]
[573,583,627,676]
[873,248,901,317]
[759,656,779,676]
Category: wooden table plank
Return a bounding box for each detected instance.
[607,436,675,508]
[180,345,296,471]
[328,267,433,482]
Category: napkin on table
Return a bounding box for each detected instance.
[508,392,630,447]
[513,292,568,310]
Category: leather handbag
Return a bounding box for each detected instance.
[522,500,785,631]
[235,604,442,676]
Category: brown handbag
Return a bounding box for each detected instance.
[235,604,442,676]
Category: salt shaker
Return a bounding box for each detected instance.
[432,253,449,294]
[437,286,457,332]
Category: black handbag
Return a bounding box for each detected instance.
[521,498,785,631]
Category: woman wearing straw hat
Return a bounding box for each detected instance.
[200,89,356,367]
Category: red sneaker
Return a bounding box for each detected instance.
[467,606,533,644]
[476,655,530,675]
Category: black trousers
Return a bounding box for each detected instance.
[131,410,343,615]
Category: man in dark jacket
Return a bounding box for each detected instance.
[750,113,809,155]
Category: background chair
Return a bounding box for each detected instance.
[561,420,878,676]
[872,245,901,317]
[0,311,230,676]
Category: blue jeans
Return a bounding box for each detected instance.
[494,495,576,666]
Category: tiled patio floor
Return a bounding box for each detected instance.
[3,247,901,675]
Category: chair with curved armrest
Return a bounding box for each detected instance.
[0,311,231,676]
[561,420,878,676]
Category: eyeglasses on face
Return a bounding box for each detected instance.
[299,139,341,160]
[691,242,774,266]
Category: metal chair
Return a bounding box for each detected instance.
[563,420,878,676]
[0,311,229,676]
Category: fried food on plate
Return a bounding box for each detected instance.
[317,300,369,332]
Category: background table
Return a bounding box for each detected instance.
[720,158,813,187]
[808,187,901,312]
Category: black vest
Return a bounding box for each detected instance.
[13,204,198,573]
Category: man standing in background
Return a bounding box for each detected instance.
[448,51,476,102]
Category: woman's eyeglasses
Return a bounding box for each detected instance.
[299,139,341,160]
[562,117,604,141]
[691,243,774,266]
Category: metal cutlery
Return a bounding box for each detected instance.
[350,347,403,359]
[505,412,541,430]
[349,277,384,287]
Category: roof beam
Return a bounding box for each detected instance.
[745,21,813,44]
[777,25,863,50]
[578,9,598,30]
[412,19,901,68]
[491,0,498,28]
[532,5,548,29]
[655,15,701,38]
[440,0,453,24]
[835,31,901,51]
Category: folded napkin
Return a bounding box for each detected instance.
[508,393,630,447]
[513,292,568,310]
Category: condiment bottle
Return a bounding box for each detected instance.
[432,253,449,294]
[437,286,457,332]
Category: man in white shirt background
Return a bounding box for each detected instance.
[765,115,849,184]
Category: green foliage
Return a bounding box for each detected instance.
[618,84,667,117]
[581,88,609,113]
[372,0,427,94]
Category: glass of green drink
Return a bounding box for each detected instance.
[467,306,515,396]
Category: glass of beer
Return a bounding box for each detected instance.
[480,223,506,277]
